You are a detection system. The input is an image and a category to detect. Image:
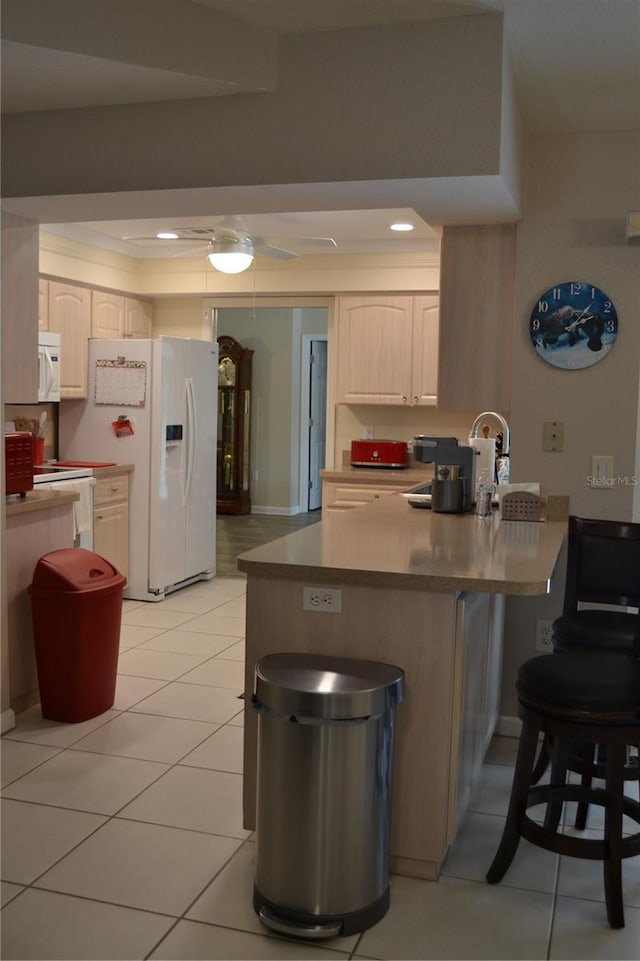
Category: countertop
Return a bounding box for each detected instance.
[238,492,567,595]
[6,489,79,517]
[53,462,134,478]
[5,464,134,516]
[320,463,431,485]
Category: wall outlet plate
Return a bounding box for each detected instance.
[303,586,342,613]
[535,619,554,652]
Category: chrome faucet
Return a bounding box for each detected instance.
[469,411,510,484]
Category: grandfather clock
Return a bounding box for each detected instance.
[217,335,253,514]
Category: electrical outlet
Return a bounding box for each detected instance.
[535,619,554,652]
[364,427,374,439]
[303,586,342,613]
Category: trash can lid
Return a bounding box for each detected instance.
[254,652,404,719]
[29,548,126,593]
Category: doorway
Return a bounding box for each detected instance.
[299,337,328,512]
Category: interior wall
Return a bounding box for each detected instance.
[4,16,508,201]
[334,406,476,466]
[501,128,640,720]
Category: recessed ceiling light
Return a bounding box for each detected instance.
[390,222,414,232]
[156,231,178,239]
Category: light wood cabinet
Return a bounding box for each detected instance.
[438,224,515,412]
[92,290,153,338]
[2,212,39,403]
[322,479,410,517]
[125,297,153,338]
[335,294,438,406]
[38,278,49,331]
[93,473,129,578]
[48,281,91,398]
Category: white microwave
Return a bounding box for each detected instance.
[38,332,61,402]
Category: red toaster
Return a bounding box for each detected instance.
[350,439,408,468]
[5,431,34,496]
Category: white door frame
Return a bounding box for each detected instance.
[298,333,328,513]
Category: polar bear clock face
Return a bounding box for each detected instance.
[528,281,618,370]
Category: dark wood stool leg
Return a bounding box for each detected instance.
[487,721,540,884]
[530,733,551,785]
[574,743,597,830]
[603,741,626,929]
[543,735,570,832]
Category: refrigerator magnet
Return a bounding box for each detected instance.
[111,415,135,437]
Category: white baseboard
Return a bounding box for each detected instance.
[495,715,521,738]
[1,708,16,734]
[250,506,300,516]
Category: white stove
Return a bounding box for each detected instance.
[33,465,94,483]
[33,465,95,548]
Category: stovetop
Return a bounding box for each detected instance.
[33,465,94,483]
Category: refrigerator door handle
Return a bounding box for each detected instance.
[184,376,197,503]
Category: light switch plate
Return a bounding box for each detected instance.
[591,455,614,484]
[543,421,564,451]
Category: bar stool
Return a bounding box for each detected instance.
[530,516,640,824]
[486,651,640,928]
[552,515,640,656]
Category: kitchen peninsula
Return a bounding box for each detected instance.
[238,494,566,881]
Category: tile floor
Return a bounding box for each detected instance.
[2,575,639,960]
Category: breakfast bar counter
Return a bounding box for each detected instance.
[238,494,567,881]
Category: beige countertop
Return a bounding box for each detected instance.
[320,464,431,485]
[238,492,567,595]
[5,489,79,517]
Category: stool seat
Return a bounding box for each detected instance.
[487,652,640,929]
[552,610,637,654]
[518,651,640,713]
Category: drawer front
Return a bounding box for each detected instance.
[327,483,405,509]
[93,473,129,506]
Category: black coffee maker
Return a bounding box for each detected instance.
[412,436,475,512]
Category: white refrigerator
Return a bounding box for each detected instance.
[60,337,218,601]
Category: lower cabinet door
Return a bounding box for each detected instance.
[94,502,129,578]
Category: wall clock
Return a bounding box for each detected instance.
[529,281,618,369]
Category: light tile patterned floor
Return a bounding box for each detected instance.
[2,575,639,960]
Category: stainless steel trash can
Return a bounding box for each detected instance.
[252,652,404,939]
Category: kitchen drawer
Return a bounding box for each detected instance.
[93,473,129,507]
[324,481,406,511]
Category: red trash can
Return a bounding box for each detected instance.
[28,548,127,722]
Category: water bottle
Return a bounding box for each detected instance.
[475,467,494,517]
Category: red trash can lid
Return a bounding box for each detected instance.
[29,548,126,593]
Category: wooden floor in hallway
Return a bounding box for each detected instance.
[216,510,322,577]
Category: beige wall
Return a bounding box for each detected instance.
[501,128,640,719]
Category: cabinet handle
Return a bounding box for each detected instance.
[110,486,119,493]
[374,494,380,499]
[413,396,419,405]
[96,514,103,521]
[402,395,408,404]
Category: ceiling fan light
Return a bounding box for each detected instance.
[207,237,254,274]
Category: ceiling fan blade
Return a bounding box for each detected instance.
[253,241,299,260]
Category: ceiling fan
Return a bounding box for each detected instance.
[123,216,338,273]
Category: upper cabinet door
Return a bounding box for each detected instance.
[48,282,91,398]
[336,296,414,404]
[91,290,125,338]
[438,225,515,412]
[38,279,49,331]
[125,297,153,338]
[411,295,439,407]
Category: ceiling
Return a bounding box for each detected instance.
[3,0,639,260]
